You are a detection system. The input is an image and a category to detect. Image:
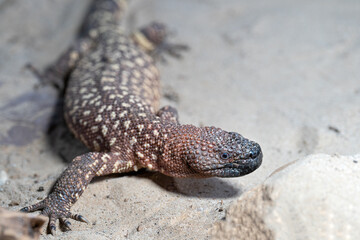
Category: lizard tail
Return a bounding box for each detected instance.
[79,0,127,38]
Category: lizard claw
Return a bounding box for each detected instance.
[151,42,189,63]
[21,193,89,234]
[60,217,72,231]
[70,213,89,224]
[50,224,57,235]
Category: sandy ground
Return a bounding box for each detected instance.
[0,0,359,239]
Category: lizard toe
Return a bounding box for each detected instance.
[70,213,90,224]
[20,199,46,212]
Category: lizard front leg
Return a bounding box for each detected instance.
[27,38,94,90]
[21,152,135,234]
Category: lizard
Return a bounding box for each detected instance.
[21,0,263,235]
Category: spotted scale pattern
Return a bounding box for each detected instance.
[21,0,263,234]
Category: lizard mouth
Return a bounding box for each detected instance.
[205,152,263,178]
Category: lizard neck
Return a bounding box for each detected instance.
[157,124,201,178]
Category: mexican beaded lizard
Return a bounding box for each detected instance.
[21,0,262,234]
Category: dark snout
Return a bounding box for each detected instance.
[222,144,263,177]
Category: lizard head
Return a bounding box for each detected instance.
[161,125,262,178]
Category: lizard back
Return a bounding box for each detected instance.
[64,14,161,153]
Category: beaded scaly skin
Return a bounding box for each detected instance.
[21,0,262,234]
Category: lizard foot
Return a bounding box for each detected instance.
[132,21,189,63]
[151,41,189,63]
[20,193,89,235]
[25,63,65,90]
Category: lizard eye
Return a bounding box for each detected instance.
[221,152,230,160]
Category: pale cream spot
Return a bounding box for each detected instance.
[119,110,127,118]
[102,125,108,135]
[101,76,115,82]
[137,124,144,132]
[89,29,98,38]
[83,110,91,116]
[69,105,79,115]
[82,93,94,99]
[109,137,116,146]
[95,115,102,122]
[113,120,120,129]
[144,143,150,148]
[81,100,88,107]
[126,161,133,169]
[136,152,144,158]
[123,60,135,68]
[124,120,131,129]
[103,85,115,91]
[130,136,137,145]
[91,125,99,133]
[90,160,99,167]
[113,161,120,173]
[98,105,106,113]
[110,111,116,120]
[109,94,116,99]
[134,165,138,171]
[135,57,145,66]
[151,154,157,160]
[96,164,107,175]
[122,103,130,108]
[110,64,120,71]
[82,78,96,86]
[107,105,113,111]
[138,113,146,117]
[101,155,108,163]
[69,51,79,62]
[147,164,153,170]
[79,87,87,94]
[153,129,159,137]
